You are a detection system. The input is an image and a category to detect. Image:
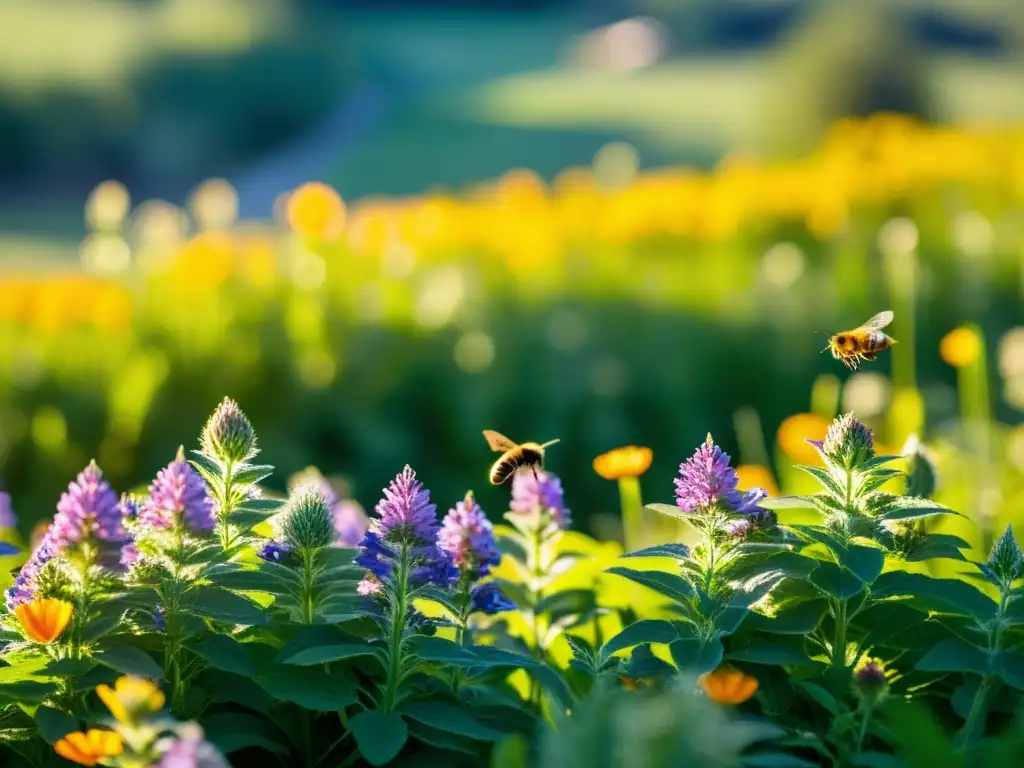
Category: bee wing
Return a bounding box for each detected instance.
[482,430,518,453]
[856,311,894,333]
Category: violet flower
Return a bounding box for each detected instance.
[438,492,500,578]
[140,448,215,534]
[51,461,123,548]
[510,470,571,529]
[674,435,767,517]
[334,500,369,547]
[258,540,294,564]
[0,490,16,529]
[471,582,516,615]
[158,723,229,768]
[373,465,440,545]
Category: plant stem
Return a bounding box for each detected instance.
[382,547,410,712]
[832,599,848,669]
[618,477,643,552]
[856,704,873,752]
[527,524,548,706]
[217,459,237,551]
[300,550,317,625]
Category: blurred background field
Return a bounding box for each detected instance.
[1,0,1024,563]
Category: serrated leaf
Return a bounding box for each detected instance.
[185,636,258,679]
[605,567,694,603]
[258,666,357,710]
[809,562,865,600]
[759,496,818,511]
[600,620,679,661]
[797,466,848,499]
[95,646,164,680]
[916,638,991,676]
[841,545,884,586]
[872,572,997,622]
[668,637,723,674]
[351,710,408,766]
[747,601,825,635]
[232,464,275,485]
[621,544,690,560]
[34,706,78,744]
[398,701,506,741]
[874,495,962,521]
[184,587,268,626]
[279,641,384,667]
[189,452,224,481]
[208,568,292,595]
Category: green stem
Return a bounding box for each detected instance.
[300,550,317,625]
[527,524,548,706]
[217,459,237,551]
[832,600,848,669]
[856,704,874,752]
[382,547,410,712]
[618,477,643,552]
[958,586,1008,746]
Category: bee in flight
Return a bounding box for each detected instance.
[821,310,896,371]
[482,430,560,485]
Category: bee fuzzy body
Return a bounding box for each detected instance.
[482,430,560,486]
[825,311,896,371]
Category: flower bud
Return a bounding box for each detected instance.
[201,397,257,464]
[854,657,889,704]
[813,413,875,471]
[987,524,1023,586]
[902,435,938,499]
[281,485,334,553]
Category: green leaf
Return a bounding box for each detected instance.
[232,464,275,485]
[841,545,885,585]
[744,754,820,767]
[809,562,866,600]
[34,706,78,744]
[862,455,902,471]
[915,638,991,676]
[189,452,224,481]
[279,641,384,667]
[201,712,290,756]
[184,586,268,626]
[798,682,840,715]
[747,601,825,635]
[857,469,904,495]
[605,567,695,603]
[600,620,679,661]
[414,586,462,616]
[669,638,723,674]
[875,495,962,522]
[727,643,817,667]
[872,572,997,622]
[0,680,59,703]
[398,701,506,742]
[626,644,677,679]
[208,568,292,596]
[621,544,690,560]
[350,710,408,766]
[791,525,847,558]
[185,635,258,679]
[994,652,1024,691]
[902,534,971,563]
[407,721,479,756]
[409,636,479,666]
[95,646,164,680]
[490,734,529,768]
[797,465,848,499]
[258,666,357,711]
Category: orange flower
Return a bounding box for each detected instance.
[777,413,830,465]
[54,729,123,766]
[593,446,653,480]
[286,182,347,241]
[96,676,165,724]
[619,675,653,691]
[15,598,72,644]
[940,326,982,368]
[734,464,779,497]
[698,667,758,705]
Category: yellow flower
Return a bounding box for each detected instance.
[286,181,347,241]
[735,464,779,497]
[15,598,73,644]
[54,729,123,766]
[940,326,982,368]
[698,667,759,705]
[777,413,831,465]
[96,676,165,724]
[593,446,653,480]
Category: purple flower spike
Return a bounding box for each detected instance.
[142,448,216,534]
[158,723,229,768]
[471,582,516,614]
[5,532,59,610]
[0,490,16,529]
[373,466,439,546]
[674,435,745,514]
[334,500,369,547]
[51,461,122,548]
[438,492,500,578]
[510,470,571,529]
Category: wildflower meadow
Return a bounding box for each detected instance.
[2,112,1024,767]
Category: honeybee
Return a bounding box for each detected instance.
[482,430,560,485]
[821,310,896,371]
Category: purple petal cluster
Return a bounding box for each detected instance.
[438,493,500,579]
[334,500,369,547]
[0,490,15,529]
[674,435,770,519]
[4,531,59,610]
[158,724,229,768]
[372,465,439,545]
[510,470,571,529]
[51,462,123,548]
[356,467,455,593]
[140,449,215,534]
[258,540,294,564]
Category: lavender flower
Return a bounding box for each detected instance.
[4,532,59,610]
[0,490,16,529]
[471,582,516,615]
[356,467,454,592]
[438,492,500,578]
[140,448,215,534]
[158,724,229,768]
[373,465,440,545]
[51,461,123,548]
[510,470,571,529]
[334,500,369,547]
[674,435,768,519]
